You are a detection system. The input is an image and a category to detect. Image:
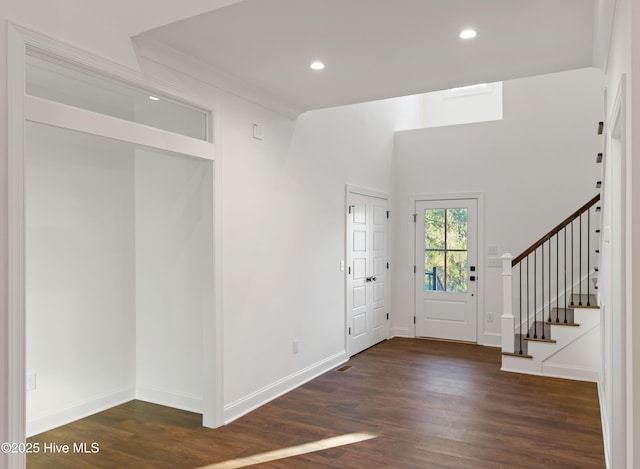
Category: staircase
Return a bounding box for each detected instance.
[500,194,602,382]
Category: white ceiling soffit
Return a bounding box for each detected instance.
[138,0,595,114]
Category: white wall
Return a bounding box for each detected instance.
[392,68,603,345]
[24,123,137,436]
[0,19,10,469]
[134,149,213,413]
[421,82,503,129]
[130,43,423,421]
[219,94,422,418]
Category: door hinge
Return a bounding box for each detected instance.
[413,316,416,324]
[348,205,352,214]
[386,210,390,219]
[348,266,351,274]
[413,213,417,223]
[413,265,416,273]
[386,313,389,320]
[387,262,389,270]
[348,327,351,335]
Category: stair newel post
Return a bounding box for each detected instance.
[501,253,515,354]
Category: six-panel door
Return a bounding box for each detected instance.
[347,193,388,356]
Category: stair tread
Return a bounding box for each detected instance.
[524,337,557,343]
[569,293,598,308]
[545,321,580,327]
[502,351,533,359]
[526,321,552,339]
[548,307,575,324]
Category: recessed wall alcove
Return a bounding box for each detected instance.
[20,47,216,436]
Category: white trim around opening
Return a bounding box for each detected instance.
[6,24,224,469]
[410,192,488,345]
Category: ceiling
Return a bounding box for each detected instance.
[139,0,595,113]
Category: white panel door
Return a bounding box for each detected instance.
[415,199,478,342]
[347,193,388,356]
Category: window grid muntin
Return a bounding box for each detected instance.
[424,208,468,292]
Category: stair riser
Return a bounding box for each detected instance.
[502,355,545,374]
[503,323,601,381]
[527,309,599,360]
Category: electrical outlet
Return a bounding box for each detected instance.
[292,340,299,354]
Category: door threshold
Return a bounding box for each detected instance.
[415,336,477,345]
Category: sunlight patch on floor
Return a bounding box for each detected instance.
[197,432,378,468]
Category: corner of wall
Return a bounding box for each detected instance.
[223,351,347,424]
[26,387,135,438]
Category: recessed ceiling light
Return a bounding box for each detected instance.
[149,95,160,101]
[310,61,325,70]
[460,29,477,39]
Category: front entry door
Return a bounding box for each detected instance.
[415,199,477,342]
[347,192,388,356]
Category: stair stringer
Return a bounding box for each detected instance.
[542,323,600,381]
[502,308,600,381]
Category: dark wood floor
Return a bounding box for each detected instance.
[27,338,605,468]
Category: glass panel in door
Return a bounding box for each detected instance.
[424,208,468,292]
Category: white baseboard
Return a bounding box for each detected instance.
[135,386,203,414]
[542,363,599,382]
[501,360,599,383]
[390,326,411,338]
[480,332,501,347]
[223,351,348,424]
[597,380,611,469]
[26,387,135,437]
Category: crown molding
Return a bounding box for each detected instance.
[132,35,302,120]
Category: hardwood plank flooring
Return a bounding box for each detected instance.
[27,338,605,468]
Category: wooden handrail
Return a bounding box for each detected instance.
[512,194,601,266]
